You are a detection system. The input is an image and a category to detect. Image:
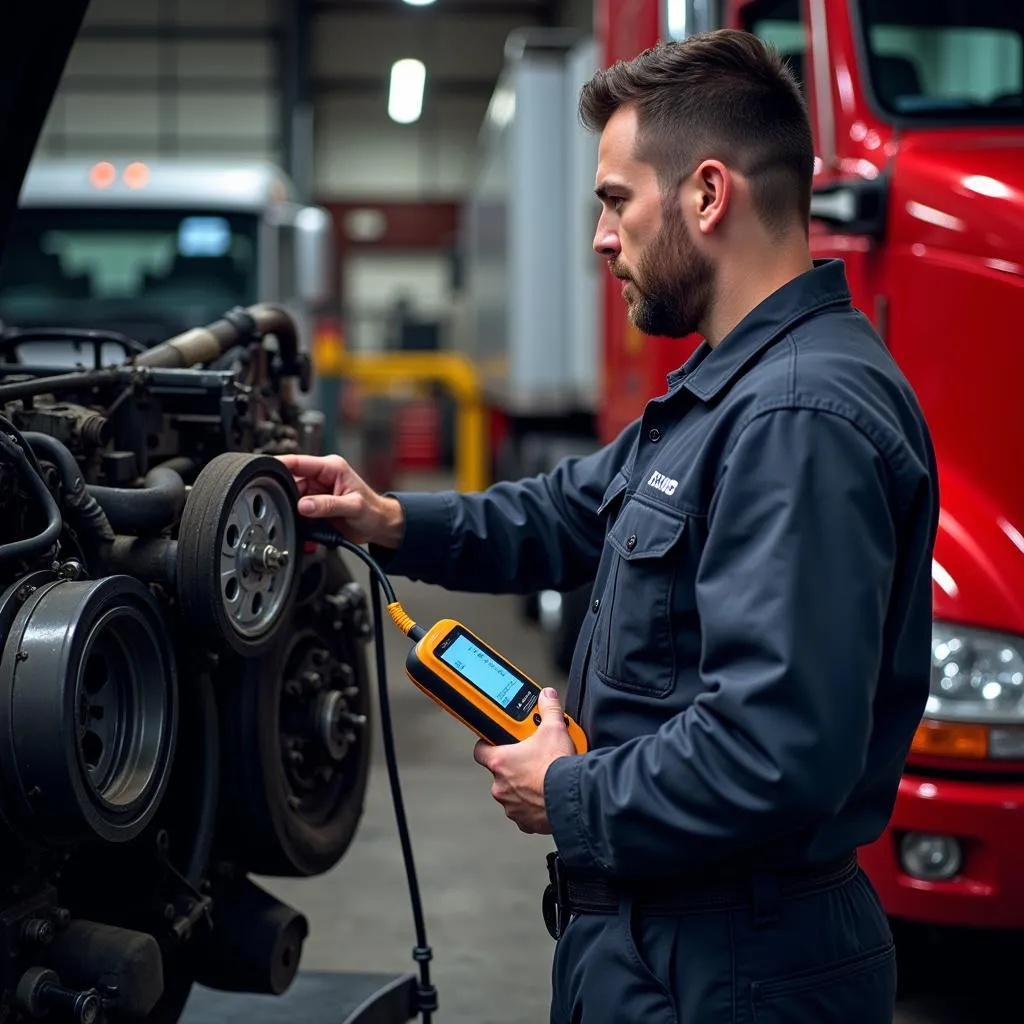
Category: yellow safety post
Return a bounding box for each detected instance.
[311,320,348,455]
[334,350,489,494]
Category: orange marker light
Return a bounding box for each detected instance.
[123,162,150,189]
[89,161,116,188]
[911,719,988,759]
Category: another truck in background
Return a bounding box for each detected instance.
[0,157,335,371]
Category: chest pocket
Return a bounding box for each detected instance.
[594,496,691,697]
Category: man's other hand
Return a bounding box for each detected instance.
[474,688,577,834]
[276,454,405,548]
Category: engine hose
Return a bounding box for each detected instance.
[0,431,62,566]
[87,466,186,535]
[22,432,116,547]
[157,455,198,483]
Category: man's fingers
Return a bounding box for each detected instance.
[296,492,364,520]
[276,453,351,485]
[538,687,567,729]
[473,739,496,769]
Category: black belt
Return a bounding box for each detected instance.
[542,851,859,940]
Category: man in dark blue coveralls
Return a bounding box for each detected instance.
[282,28,939,1024]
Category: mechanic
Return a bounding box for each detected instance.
[280,28,939,1024]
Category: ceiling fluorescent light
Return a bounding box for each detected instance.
[389,58,426,124]
[403,0,437,5]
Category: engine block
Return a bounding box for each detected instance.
[0,307,372,1023]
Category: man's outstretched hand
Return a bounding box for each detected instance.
[276,454,404,548]
[473,688,577,834]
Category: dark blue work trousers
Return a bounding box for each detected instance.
[550,865,896,1024]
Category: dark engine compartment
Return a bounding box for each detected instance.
[0,306,373,1022]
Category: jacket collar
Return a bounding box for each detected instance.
[666,259,852,400]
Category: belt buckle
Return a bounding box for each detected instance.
[543,852,570,940]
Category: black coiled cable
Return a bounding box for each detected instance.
[308,526,438,1024]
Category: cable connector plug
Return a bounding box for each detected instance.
[387,602,418,638]
[412,946,438,1015]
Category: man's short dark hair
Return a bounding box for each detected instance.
[579,29,814,236]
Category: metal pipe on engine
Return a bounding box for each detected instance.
[135,304,301,380]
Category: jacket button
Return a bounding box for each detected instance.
[592,598,600,613]
[626,535,637,550]
[648,428,661,442]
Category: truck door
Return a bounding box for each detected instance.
[737,0,885,332]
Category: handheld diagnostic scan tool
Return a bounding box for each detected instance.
[406,618,588,753]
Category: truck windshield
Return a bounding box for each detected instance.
[0,208,260,346]
[859,0,1024,123]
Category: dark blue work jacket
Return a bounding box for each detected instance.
[383,259,939,881]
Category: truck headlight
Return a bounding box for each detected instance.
[911,622,1024,760]
[928,623,1024,721]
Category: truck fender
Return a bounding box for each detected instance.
[930,459,1024,634]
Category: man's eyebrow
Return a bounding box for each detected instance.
[595,181,630,201]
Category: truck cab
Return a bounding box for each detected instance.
[600,0,1024,939]
[0,158,335,365]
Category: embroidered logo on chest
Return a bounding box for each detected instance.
[646,470,678,496]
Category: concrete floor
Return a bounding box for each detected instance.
[258,478,1018,1023]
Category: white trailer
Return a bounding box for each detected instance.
[456,31,604,669]
[455,29,603,481]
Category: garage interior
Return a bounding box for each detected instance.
[1,0,1022,1022]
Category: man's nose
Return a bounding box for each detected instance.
[593,216,620,258]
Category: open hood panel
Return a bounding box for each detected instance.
[0,2,91,265]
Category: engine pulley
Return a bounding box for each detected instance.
[0,575,178,844]
[215,553,372,877]
[176,453,300,656]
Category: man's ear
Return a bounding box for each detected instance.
[690,159,730,235]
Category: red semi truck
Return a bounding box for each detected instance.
[595,0,1024,942]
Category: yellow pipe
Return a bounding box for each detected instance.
[333,351,489,494]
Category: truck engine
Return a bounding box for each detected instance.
[0,304,372,1023]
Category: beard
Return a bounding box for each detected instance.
[614,201,715,339]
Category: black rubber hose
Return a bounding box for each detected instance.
[22,432,116,547]
[0,432,62,566]
[156,456,198,484]
[88,466,186,535]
